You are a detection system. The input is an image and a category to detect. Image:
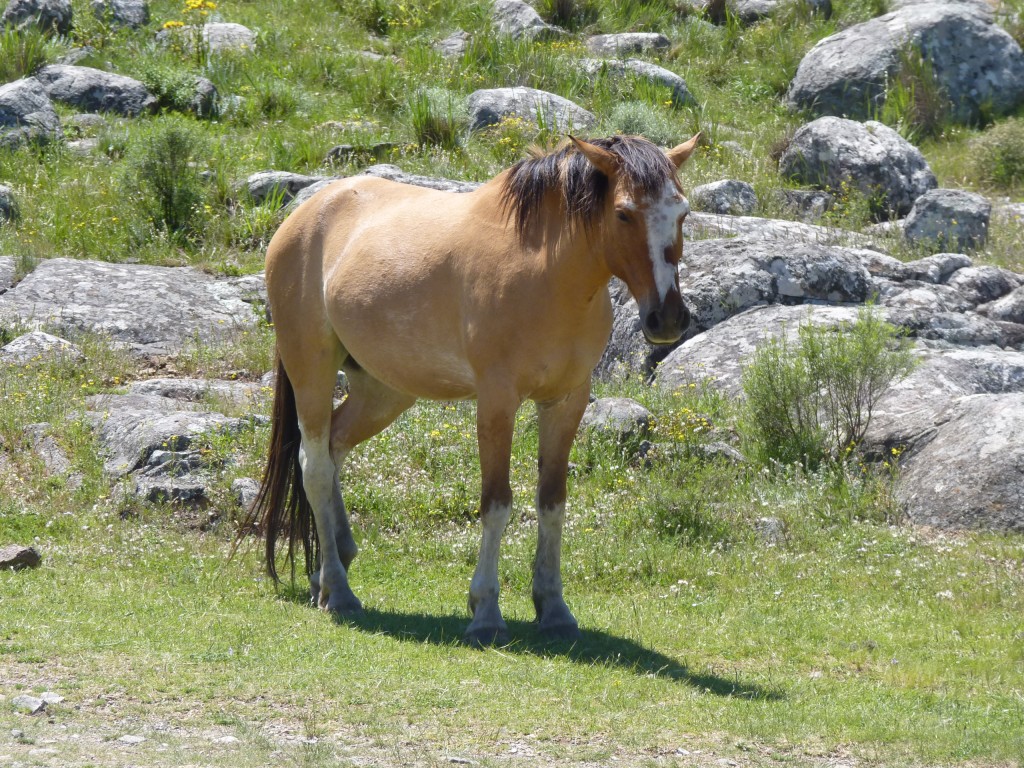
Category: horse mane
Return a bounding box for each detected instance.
[499,134,678,239]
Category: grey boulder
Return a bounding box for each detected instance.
[0,183,17,223]
[35,65,158,117]
[0,78,61,148]
[778,117,936,218]
[580,397,653,442]
[1,545,41,570]
[492,0,563,40]
[690,179,758,215]
[786,3,1024,124]
[903,189,991,252]
[579,59,693,106]
[1,0,71,34]
[91,0,148,27]
[467,87,597,132]
[585,33,670,56]
[0,330,83,365]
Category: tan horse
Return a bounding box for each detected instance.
[250,133,700,645]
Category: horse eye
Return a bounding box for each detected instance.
[616,210,630,223]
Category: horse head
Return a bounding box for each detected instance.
[570,134,700,345]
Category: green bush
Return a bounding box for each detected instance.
[124,118,209,243]
[138,63,201,115]
[739,306,916,469]
[408,87,467,150]
[969,117,1024,190]
[0,25,61,82]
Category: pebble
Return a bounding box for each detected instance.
[118,734,146,744]
[11,695,45,715]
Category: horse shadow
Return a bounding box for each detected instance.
[321,604,782,701]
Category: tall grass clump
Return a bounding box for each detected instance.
[968,117,1024,190]
[878,46,951,143]
[605,101,679,147]
[535,0,599,30]
[0,25,61,81]
[408,87,467,150]
[739,305,916,469]
[123,118,209,243]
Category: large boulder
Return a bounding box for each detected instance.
[690,179,758,215]
[579,59,693,106]
[0,330,83,365]
[778,117,936,218]
[0,79,61,148]
[492,0,563,40]
[90,0,148,28]
[467,87,597,132]
[585,33,670,56]
[786,3,1024,124]
[1,0,71,34]
[0,258,265,356]
[0,256,15,294]
[35,65,158,117]
[902,189,991,252]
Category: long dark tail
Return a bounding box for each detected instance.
[239,357,318,583]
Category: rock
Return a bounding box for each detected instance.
[492,0,563,40]
[580,397,653,441]
[34,65,157,117]
[0,545,41,570]
[39,692,63,706]
[753,516,786,546]
[585,33,671,56]
[786,4,1024,124]
[191,76,218,118]
[467,87,597,132]
[897,393,1024,531]
[25,423,79,485]
[118,735,146,744]
[436,29,470,58]
[902,252,972,283]
[64,112,107,134]
[90,0,148,28]
[127,377,263,408]
[945,266,1022,308]
[0,183,18,223]
[690,179,757,215]
[778,117,936,218]
[579,59,693,106]
[0,258,264,356]
[654,304,864,397]
[979,286,1024,325]
[246,171,325,206]
[685,211,870,246]
[0,331,84,365]
[1,0,72,34]
[775,189,833,222]
[0,78,62,149]
[359,164,482,193]
[0,256,14,294]
[85,392,245,477]
[232,477,260,509]
[903,189,991,252]
[157,22,256,54]
[594,279,675,381]
[11,695,46,714]
[874,280,974,314]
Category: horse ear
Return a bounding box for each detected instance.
[569,135,619,178]
[666,133,701,169]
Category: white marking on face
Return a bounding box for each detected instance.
[642,184,689,302]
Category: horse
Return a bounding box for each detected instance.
[249,133,700,645]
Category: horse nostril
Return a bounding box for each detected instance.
[645,310,662,334]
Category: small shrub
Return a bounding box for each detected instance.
[606,101,679,147]
[969,118,1024,190]
[139,62,201,114]
[739,305,916,469]
[408,87,467,150]
[124,118,209,242]
[878,46,951,142]
[0,25,60,81]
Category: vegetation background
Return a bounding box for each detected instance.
[1,0,1023,765]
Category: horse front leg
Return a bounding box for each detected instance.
[533,383,589,640]
[465,390,518,646]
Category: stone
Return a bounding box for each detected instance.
[359,164,482,193]
[35,65,157,117]
[945,266,1022,308]
[775,189,833,222]
[467,87,597,132]
[0,256,14,294]
[579,59,693,106]
[690,179,758,215]
[786,4,1024,124]
[118,734,146,744]
[778,117,936,218]
[85,392,245,477]
[232,477,260,509]
[0,330,84,365]
[874,281,974,314]
[0,183,17,224]
[753,516,786,546]
[90,0,148,28]
[0,78,62,149]
[685,211,870,246]
[39,692,63,705]
[903,189,991,252]
[25,424,79,485]
[886,307,1016,348]
[585,33,670,56]
[11,695,46,714]
[191,76,218,118]
[436,29,470,58]
[0,545,41,570]
[128,377,264,408]
[246,171,325,206]
[157,22,256,54]
[492,0,563,40]
[902,252,972,284]
[580,397,653,441]
[1,0,72,35]
[979,286,1024,325]
[0,258,264,356]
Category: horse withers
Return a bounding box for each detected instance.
[249,133,700,645]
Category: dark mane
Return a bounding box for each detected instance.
[499,135,677,239]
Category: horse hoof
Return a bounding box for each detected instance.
[321,597,364,617]
[463,626,510,648]
[539,621,581,642]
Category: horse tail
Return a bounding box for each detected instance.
[240,356,318,583]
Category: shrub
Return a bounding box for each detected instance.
[535,0,599,30]
[138,62,201,114]
[739,305,916,469]
[606,101,679,147]
[969,118,1024,190]
[408,87,467,150]
[878,46,951,143]
[0,25,60,82]
[124,118,209,242]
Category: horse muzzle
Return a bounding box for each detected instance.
[640,291,690,345]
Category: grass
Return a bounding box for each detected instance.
[2,0,1024,765]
